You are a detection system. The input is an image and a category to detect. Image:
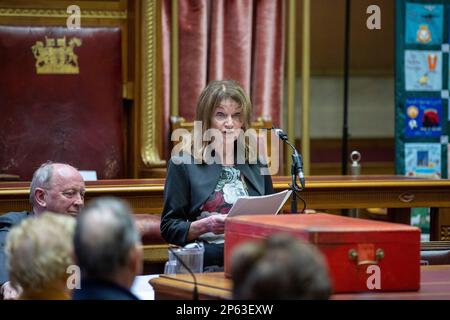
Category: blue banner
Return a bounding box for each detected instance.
[405,97,442,138]
[406,3,443,45]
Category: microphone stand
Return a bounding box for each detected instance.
[272,127,306,213]
[284,139,304,214]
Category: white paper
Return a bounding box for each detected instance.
[227,189,292,217]
[131,275,159,300]
[79,170,98,181]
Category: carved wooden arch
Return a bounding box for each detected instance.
[139,0,165,169]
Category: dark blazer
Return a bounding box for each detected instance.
[0,211,32,284]
[160,156,274,246]
[72,279,139,300]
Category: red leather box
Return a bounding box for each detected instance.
[224,213,421,293]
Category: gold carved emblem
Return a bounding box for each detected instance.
[31,36,82,74]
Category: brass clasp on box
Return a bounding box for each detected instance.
[348,248,384,265]
[399,192,415,203]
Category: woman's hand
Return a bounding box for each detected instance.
[187,213,227,240]
[205,213,227,234]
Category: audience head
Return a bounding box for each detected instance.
[30,161,85,216]
[231,233,332,300]
[6,212,76,299]
[74,197,142,288]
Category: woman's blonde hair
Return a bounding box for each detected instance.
[193,79,255,163]
[6,213,76,293]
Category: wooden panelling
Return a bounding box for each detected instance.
[304,137,395,175]
[297,0,394,76]
[310,162,395,176]
[0,1,127,10]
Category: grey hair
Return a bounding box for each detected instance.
[29,161,55,206]
[74,197,141,279]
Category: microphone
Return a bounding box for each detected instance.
[272,127,305,189]
[168,246,199,300]
[273,128,288,141]
[293,150,305,190]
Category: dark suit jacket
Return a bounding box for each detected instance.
[0,211,32,284]
[160,156,274,246]
[72,279,139,300]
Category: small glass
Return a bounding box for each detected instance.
[164,242,205,274]
[164,260,177,274]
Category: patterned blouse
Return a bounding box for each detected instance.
[197,166,248,243]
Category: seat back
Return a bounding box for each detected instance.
[0,26,125,180]
[170,116,273,132]
[420,241,450,265]
[169,116,276,165]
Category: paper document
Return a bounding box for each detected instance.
[227,189,292,217]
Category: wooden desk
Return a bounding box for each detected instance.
[1,175,450,240]
[149,265,450,300]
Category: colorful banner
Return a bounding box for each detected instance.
[405,143,441,178]
[448,143,450,177]
[405,97,442,138]
[405,50,442,91]
[406,3,443,45]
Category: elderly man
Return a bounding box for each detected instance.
[72,197,142,300]
[0,162,85,299]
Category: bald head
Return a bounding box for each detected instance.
[74,197,142,283]
[30,162,85,216]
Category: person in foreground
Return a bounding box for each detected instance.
[0,161,85,299]
[6,213,76,299]
[160,80,274,270]
[231,233,332,300]
[72,197,143,300]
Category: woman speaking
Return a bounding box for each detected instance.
[160,80,274,270]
